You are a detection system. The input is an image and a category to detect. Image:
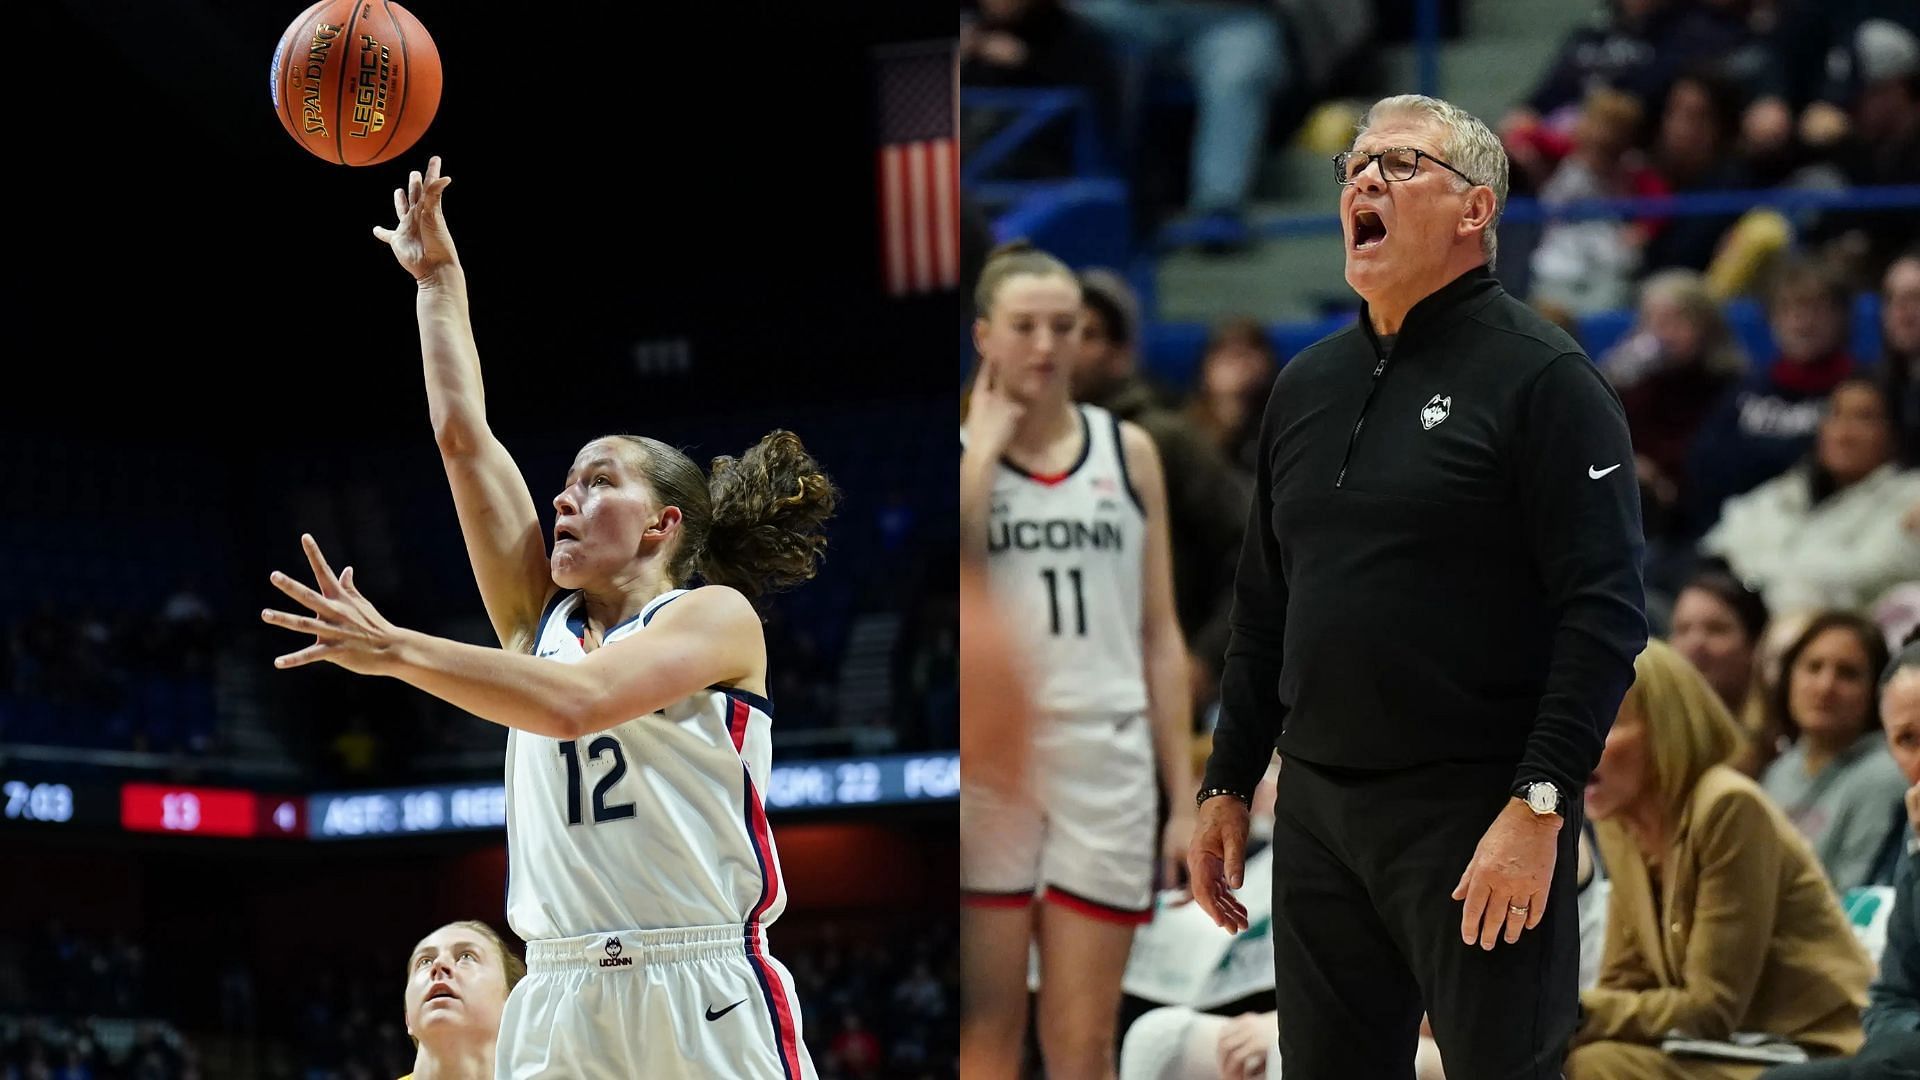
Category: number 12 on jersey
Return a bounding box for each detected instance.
[559,737,637,825]
[1040,567,1087,636]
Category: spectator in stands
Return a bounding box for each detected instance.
[830,1011,883,1078]
[1701,379,1920,616]
[1640,69,1753,277]
[1568,638,1874,1076]
[1685,258,1861,537]
[1881,250,1920,466]
[960,0,1123,179]
[1672,569,1779,777]
[1601,269,1748,546]
[1074,269,1247,709]
[1502,0,1748,179]
[1529,89,1669,315]
[1760,612,1907,893]
[1758,638,1920,1080]
[401,920,524,1080]
[1742,4,1920,176]
[1183,317,1277,478]
[1071,0,1374,247]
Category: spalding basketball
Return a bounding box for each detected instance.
[270,0,442,166]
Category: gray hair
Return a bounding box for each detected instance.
[1356,95,1509,269]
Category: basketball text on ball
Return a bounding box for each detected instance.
[351,34,392,139]
[300,23,343,137]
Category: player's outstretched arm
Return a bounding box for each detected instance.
[262,537,759,739]
[376,155,552,652]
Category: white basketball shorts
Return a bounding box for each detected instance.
[495,925,816,1080]
[961,709,1157,923]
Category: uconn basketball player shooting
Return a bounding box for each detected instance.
[259,156,834,1080]
[960,242,1195,1080]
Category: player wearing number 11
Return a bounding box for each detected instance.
[260,156,835,1079]
[959,242,1194,1079]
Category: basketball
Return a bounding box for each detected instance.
[270,0,441,166]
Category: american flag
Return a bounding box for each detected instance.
[875,42,959,297]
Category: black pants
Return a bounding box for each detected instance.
[1759,1034,1920,1080]
[1270,757,1583,1079]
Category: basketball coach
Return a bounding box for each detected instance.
[1189,95,1648,1078]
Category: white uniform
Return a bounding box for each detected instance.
[496,587,816,1080]
[961,404,1158,922]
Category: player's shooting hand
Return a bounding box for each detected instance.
[963,357,1027,460]
[373,154,459,283]
[261,534,403,677]
[1188,795,1250,934]
[1451,798,1560,950]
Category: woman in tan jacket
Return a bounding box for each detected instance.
[1567,639,1875,1079]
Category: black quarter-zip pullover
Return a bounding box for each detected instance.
[1203,266,1648,803]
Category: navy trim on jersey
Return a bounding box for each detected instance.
[999,405,1092,484]
[713,685,776,718]
[640,590,687,626]
[535,588,571,648]
[1110,412,1146,513]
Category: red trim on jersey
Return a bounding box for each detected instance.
[1028,469,1071,485]
[1043,886,1153,926]
[961,890,1035,909]
[743,771,803,1079]
[728,696,749,753]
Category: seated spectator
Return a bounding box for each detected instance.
[1793,21,1920,276]
[1503,0,1748,180]
[1568,639,1875,1077]
[1600,269,1747,544]
[960,0,1123,179]
[1672,569,1779,777]
[1880,250,1920,467]
[1740,1,1920,169]
[1757,638,1920,1080]
[1761,612,1907,893]
[1071,0,1374,245]
[1183,317,1277,478]
[1074,269,1246,706]
[1685,259,1861,537]
[1639,69,1753,277]
[1701,379,1920,616]
[1530,89,1671,315]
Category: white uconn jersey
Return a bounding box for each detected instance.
[506,588,789,943]
[970,404,1147,713]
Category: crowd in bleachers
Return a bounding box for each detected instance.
[966,0,1917,261]
[0,914,957,1080]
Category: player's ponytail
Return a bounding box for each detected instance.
[614,431,837,602]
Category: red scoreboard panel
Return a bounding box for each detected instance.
[122,784,261,838]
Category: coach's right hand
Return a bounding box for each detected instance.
[1189,795,1251,934]
[373,154,458,283]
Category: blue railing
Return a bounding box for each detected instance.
[1157,184,1920,246]
[961,87,1108,186]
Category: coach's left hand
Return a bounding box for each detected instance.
[1450,798,1560,950]
[261,533,403,677]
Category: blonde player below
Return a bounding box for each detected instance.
[260,155,834,1079]
[960,242,1196,1080]
[400,921,526,1080]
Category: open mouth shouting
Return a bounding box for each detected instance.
[1351,208,1387,251]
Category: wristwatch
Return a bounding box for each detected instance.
[1513,779,1563,818]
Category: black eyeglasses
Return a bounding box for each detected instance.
[1333,147,1480,187]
